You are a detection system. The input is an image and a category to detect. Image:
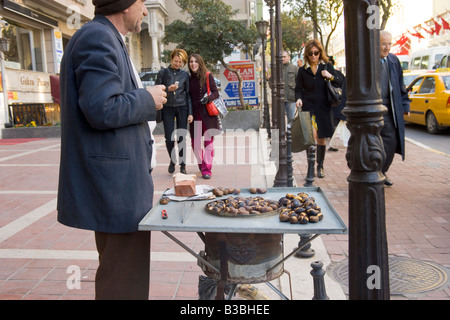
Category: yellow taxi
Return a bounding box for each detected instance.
[403,70,425,88]
[404,71,450,134]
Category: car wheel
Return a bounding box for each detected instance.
[426,112,441,134]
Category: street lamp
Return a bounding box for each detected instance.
[0,36,11,129]
[255,20,270,137]
[272,0,288,187]
[265,0,277,131]
[0,37,10,52]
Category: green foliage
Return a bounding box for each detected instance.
[164,0,258,66]
[284,0,395,50]
[281,11,313,56]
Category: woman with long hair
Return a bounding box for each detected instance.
[188,53,221,179]
[156,48,192,174]
[295,39,342,178]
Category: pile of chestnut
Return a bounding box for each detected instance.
[278,192,323,224]
[206,196,281,216]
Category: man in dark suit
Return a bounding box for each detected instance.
[57,0,167,299]
[379,30,410,186]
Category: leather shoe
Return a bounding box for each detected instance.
[180,165,187,174]
[202,174,211,179]
[168,161,175,174]
[384,176,393,186]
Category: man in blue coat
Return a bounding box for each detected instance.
[57,0,167,299]
[379,30,410,186]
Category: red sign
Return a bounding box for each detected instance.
[223,62,255,81]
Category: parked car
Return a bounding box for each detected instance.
[404,71,450,134]
[139,69,159,88]
[403,70,424,88]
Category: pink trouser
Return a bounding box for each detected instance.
[190,121,214,176]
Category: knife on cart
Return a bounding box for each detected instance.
[182,202,194,223]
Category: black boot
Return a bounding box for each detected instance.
[180,163,187,174]
[316,145,326,178]
[168,161,175,174]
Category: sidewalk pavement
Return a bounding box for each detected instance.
[0,129,449,300]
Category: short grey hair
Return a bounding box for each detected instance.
[380,30,392,38]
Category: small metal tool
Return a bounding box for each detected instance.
[161,210,168,219]
[182,202,194,223]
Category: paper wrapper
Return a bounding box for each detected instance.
[173,173,197,197]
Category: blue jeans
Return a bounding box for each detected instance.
[284,101,296,122]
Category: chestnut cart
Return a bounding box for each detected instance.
[139,187,347,300]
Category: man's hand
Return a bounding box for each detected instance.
[147,85,167,110]
[295,99,303,108]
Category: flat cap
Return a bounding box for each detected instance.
[92,0,138,15]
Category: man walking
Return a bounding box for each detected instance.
[57,0,167,299]
[282,51,298,122]
[379,30,410,186]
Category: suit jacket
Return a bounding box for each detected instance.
[57,15,157,233]
[283,62,298,102]
[386,53,410,160]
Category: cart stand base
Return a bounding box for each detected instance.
[160,231,326,300]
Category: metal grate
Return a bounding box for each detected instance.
[327,256,449,296]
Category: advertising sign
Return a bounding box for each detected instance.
[220,61,259,108]
[52,29,64,74]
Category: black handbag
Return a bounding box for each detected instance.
[290,109,315,153]
[325,64,342,107]
[156,109,163,123]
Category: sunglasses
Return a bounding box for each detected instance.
[308,50,320,57]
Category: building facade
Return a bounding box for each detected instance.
[328,0,450,73]
[0,0,258,134]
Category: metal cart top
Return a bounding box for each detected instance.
[139,187,347,235]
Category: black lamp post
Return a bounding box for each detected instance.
[265,0,277,131]
[272,0,288,187]
[255,20,270,138]
[343,0,390,299]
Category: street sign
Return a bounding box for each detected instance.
[224,82,256,98]
[219,61,259,107]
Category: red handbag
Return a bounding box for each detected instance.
[205,72,219,116]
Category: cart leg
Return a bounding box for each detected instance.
[198,276,233,300]
[215,240,228,300]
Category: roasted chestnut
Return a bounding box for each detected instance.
[159,197,170,205]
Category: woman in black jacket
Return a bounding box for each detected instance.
[156,48,193,174]
[295,39,342,178]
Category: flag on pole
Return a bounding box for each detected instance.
[440,16,450,30]
[433,19,442,35]
[409,30,425,39]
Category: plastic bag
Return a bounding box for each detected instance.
[330,120,350,149]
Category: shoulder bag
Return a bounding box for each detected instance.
[324,64,342,107]
[205,72,228,118]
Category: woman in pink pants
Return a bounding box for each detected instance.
[188,54,221,179]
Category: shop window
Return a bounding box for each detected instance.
[1,22,45,72]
